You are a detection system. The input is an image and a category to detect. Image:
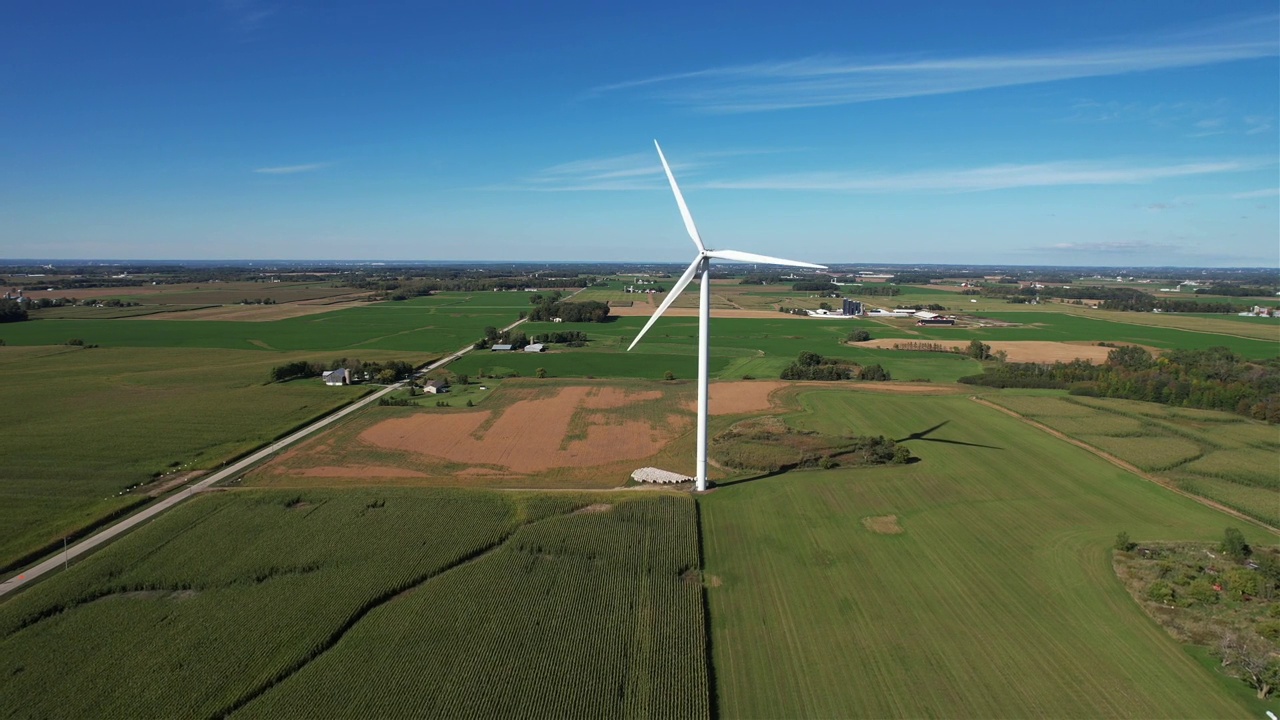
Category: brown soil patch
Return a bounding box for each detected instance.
[573,503,614,514]
[358,385,686,473]
[298,465,430,478]
[705,575,723,587]
[857,338,1124,363]
[862,515,903,534]
[698,381,786,415]
[581,387,662,408]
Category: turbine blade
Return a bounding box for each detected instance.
[654,140,706,253]
[627,256,702,351]
[706,248,826,269]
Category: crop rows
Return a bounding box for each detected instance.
[238,495,709,719]
[0,489,524,719]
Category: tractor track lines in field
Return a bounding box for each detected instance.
[215,508,570,718]
[970,396,1276,533]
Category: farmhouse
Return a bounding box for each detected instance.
[322,369,350,386]
[524,343,546,352]
[423,379,449,394]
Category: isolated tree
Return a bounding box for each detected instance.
[1114,531,1135,552]
[1222,527,1252,561]
[535,367,547,379]
[848,329,871,343]
[663,370,676,381]
[455,373,469,386]
[967,339,991,360]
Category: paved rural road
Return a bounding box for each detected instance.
[0,310,538,598]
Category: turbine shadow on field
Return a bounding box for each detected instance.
[714,469,789,489]
[894,420,1002,450]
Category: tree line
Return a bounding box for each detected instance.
[269,358,415,384]
[959,346,1280,422]
[780,351,891,381]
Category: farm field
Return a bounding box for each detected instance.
[0,345,411,573]
[987,392,1280,527]
[0,292,525,352]
[504,316,982,383]
[249,379,791,489]
[0,488,706,718]
[700,391,1278,717]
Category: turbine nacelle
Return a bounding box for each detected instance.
[627,141,827,353]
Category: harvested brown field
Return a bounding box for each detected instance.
[856,338,1140,363]
[686,381,786,415]
[251,381,698,488]
[362,385,679,472]
[862,515,903,534]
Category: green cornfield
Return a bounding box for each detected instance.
[238,495,708,719]
[0,489,707,719]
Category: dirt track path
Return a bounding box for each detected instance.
[970,396,1277,533]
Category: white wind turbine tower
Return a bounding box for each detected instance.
[628,140,826,492]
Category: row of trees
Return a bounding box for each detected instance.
[269,358,415,384]
[780,351,891,381]
[0,299,28,323]
[527,299,610,323]
[960,346,1280,422]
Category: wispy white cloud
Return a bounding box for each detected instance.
[700,158,1271,193]
[221,0,279,37]
[506,148,791,191]
[1243,115,1274,135]
[592,15,1278,112]
[1231,187,1280,199]
[253,162,329,175]
[1044,241,1180,254]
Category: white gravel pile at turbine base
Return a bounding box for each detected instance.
[631,467,690,484]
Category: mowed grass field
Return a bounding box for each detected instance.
[700,391,1278,717]
[0,346,418,572]
[989,392,1280,527]
[0,489,706,719]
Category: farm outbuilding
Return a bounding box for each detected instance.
[524,343,545,352]
[322,369,350,386]
[490,344,514,352]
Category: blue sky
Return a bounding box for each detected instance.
[2,1,1277,266]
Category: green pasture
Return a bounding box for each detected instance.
[0,293,523,353]
[506,317,980,382]
[700,391,1278,717]
[988,392,1279,527]
[0,489,706,719]
[901,311,1278,358]
[0,346,424,573]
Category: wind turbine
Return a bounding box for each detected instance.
[628,140,826,492]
